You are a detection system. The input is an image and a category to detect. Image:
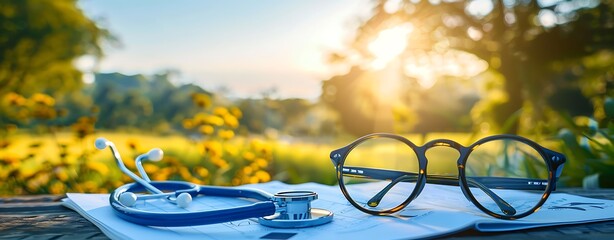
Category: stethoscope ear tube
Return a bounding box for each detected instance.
[112,201,276,226]
[110,182,277,226]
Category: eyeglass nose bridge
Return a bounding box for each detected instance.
[423,139,464,150]
[422,139,467,163]
[420,138,466,177]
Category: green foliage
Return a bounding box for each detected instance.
[90,72,210,131]
[1,71,340,138]
[557,98,614,187]
[0,72,210,133]
[0,0,111,95]
[324,0,614,135]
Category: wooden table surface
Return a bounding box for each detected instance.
[1,189,614,240]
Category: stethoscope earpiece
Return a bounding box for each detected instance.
[135,148,164,182]
[119,192,137,207]
[176,192,192,208]
[95,137,110,150]
[146,148,163,162]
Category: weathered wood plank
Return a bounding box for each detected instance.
[0,202,109,240]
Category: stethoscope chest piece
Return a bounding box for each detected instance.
[258,190,333,228]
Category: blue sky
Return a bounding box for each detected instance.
[78,0,372,99]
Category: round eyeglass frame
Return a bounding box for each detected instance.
[329,133,566,220]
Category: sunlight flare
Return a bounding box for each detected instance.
[368,24,414,70]
[403,50,489,88]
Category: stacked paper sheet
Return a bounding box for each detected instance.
[63,181,614,240]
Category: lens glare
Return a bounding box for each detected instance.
[465,138,549,217]
[341,137,420,212]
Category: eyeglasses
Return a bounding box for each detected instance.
[329,133,566,220]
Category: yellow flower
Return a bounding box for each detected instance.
[0,153,19,163]
[225,145,238,156]
[232,178,241,186]
[206,115,224,126]
[242,151,255,161]
[144,164,159,173]
[182,119,194,129]
[26,173,50,193]
[126,139,139,150]
[31,93,56,106]
[230,107,242,118]
[193,113,208,125]
[255,170,271,182]
[191,93,212,108]
[223,114,239,128]
[178,167,192,180]
[199,125,214,135]
[72,116,96,139]
[195,167,209,178]
[26,180,41,192]
[49,181,66,194]
[79,181,98,193]
[218,129,234,140]
[18,165,39,179]
[213,107,229,116]
[190,178,203,185]
[250,162,261,170]
[202,141,223,157]
[86,161,109,175]
[249,176,259,184]
[4,92,26,106]
[123,158,136,169]
[54,167,69,181]
[121,175,133,183]
[211,157,229,169]
[250,139,272,156]
[152,168,172,181]
[255,158,268,168]
[242,166,253,175]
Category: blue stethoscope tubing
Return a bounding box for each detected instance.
[110,181,277,227]
[98,137,332,228]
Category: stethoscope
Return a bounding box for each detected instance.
[95,137,333,228]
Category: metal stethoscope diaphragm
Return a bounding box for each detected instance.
[96,137,333,228]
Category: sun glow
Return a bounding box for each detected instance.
[362,23,488,106]
[367,24,414,70]
[403,50,489,88]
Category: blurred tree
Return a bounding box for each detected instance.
[322,67,398,136]
[324,0,613,134]
[236,97,334,136]
[0,0,110,96]
[237,98,303,135]
[91,72,210,131]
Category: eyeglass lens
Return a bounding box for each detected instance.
[341,137,420,212]
[465,138,549,216]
